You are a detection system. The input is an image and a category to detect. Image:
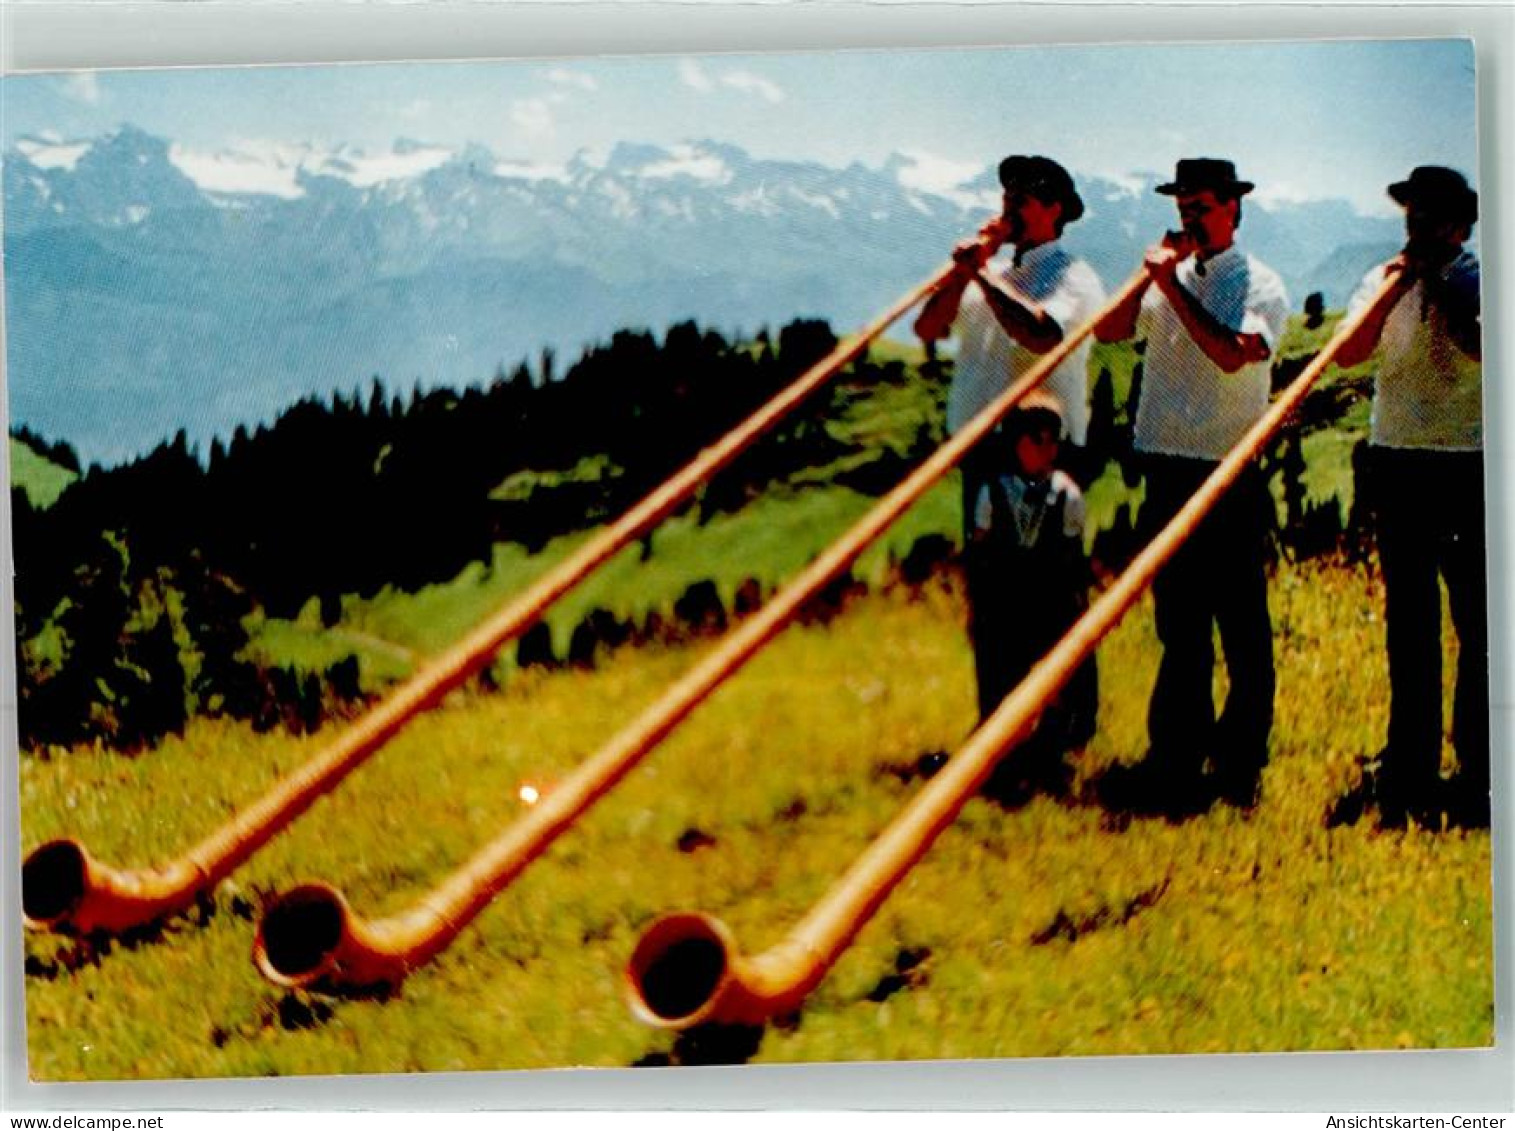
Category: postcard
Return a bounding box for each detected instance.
[4,38,1493,1081]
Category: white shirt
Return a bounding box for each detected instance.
[1132,245,1290,461]
[1347,251,1482,451]
[945,241,1106,446]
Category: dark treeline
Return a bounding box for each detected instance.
[12,311,1365,756]
[11,423,81,473]
[25,318,851,619]
[10,317,893,751]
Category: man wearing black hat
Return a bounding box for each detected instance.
[917,155,1104,476]
[915,154,1105,731]
[1094,158,1290,817]
[1329,166,1486,830]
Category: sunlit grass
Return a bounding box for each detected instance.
[10,437,77,508]
[256,482,960,670]
[20,558,1493,1080]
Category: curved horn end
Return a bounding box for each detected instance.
[625,912,740,1030]
[253,883,354,990]
[22,839,91,931]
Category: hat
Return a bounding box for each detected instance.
[1388,166,1478,225]
[997,155,1085,223]
[1004,389,1066,439]
[1155,158,1254,198]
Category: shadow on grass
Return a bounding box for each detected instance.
[866,946,932,1003]
[877,750,949,786]
[630,948,937,1066]
[209,992,340,1049]
[1029,875,1172,945]
[631,1022,768,1067]
[24,890,224,980]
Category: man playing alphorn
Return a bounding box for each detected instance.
[1328,166,1486,830]
[1094,158,1290,817]
[915,154,1105,726]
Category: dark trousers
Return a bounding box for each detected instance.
[964,542,1098,748]
[1364,447,1489,802]
[960,446,1097,750]
[1139,454,1275,779]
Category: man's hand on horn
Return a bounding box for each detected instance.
[978,214,1013,248]
[1382,252,1419,291]
[1146,229,1196,284]
[950,217,1011,280]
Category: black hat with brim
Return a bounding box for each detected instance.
[1388,166,1478,224]
[997,155,1085,224]
[1156,157,1254,198]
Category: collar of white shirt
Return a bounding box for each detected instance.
[1188,243,1244,280]
[1009,240,1065,274]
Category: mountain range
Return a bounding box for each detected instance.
[4,126,1401,466]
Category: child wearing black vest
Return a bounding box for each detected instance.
[965,392,1097,802]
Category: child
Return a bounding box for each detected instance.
[964,392,1098,801]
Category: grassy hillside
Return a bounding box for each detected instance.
[20,561,1493,1080]
[9,436,77,508]
[21,312,1492,1080]
[248,309,1354,689]
[250,481,960,683]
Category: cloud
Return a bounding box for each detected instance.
[1250,176,1392,216]
[639,144,731,184]
[547,67,598,92]
[893,149,998,212]
[1249,179,1319,209]
[678,59,785,105]
[511,97,556,138]
[326,144,454,187]
[894,149,986,202]
[678,59,714,93]
[721,70,785,104]
[59,72,101,105]
[1095,171,1154,198]
[510,75,579,137]
[16,137,92,172]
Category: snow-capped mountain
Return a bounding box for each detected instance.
[4,126,1402,465]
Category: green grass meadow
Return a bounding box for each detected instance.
[250,480,962,686]
[19,548,1494,1080]
[12,326,1495,1080]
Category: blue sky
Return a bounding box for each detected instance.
[3,38,1478,215]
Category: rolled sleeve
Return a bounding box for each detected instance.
[1039,286,1081,334]
[1347,265,1388,321]
[1056,475,1086,540]
[1243,274,1291,352]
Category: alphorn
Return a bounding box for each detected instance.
[250,266,1153,991]
[625,274,1404,1030]
[20,222,1006,938]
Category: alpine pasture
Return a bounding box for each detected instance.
[13,328,1495,1080]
